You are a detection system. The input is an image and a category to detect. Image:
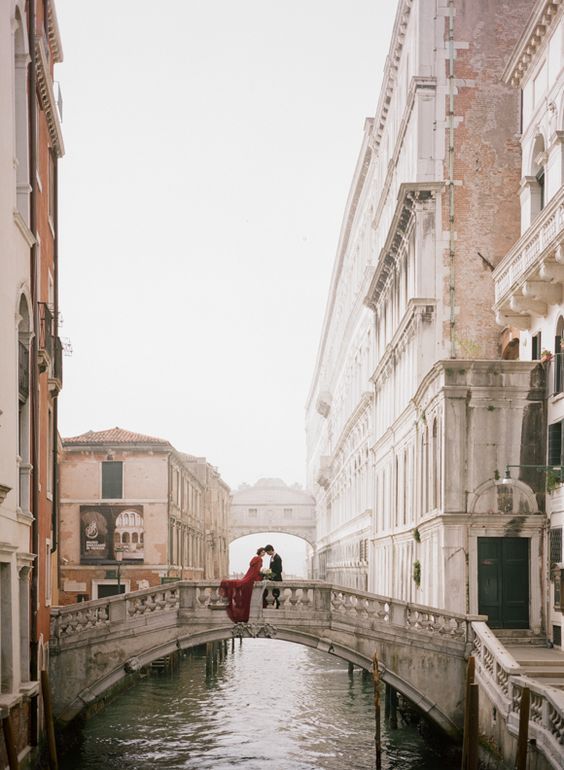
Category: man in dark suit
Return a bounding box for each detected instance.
[264,544,282,608]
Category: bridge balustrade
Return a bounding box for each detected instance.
[51,580,475,646]
[48,584,564,769]
[472,622,564,769]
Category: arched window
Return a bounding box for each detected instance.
[14,5,30,223]
[122,532,130,544]
[433,418,441,510]
[502,338,519,360]
[131,532,138,544]
[424,427,429,513]
[17,293,31,514]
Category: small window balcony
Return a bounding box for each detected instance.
[48,336,63,394]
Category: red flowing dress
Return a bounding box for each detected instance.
[219,555,263,623]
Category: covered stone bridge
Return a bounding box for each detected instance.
[49,580,478,738]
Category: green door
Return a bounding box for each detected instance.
[478,537,529,628]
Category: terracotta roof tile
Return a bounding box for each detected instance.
[63,427,171,446]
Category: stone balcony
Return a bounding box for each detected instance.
[493,186,564,329]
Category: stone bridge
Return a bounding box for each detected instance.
[229,478,316,546]
[50,580,479,738]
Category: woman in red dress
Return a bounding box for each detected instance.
[220,547,266,622]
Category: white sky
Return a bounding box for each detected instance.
[55,1,397,496]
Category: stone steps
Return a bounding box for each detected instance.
[493,629,547,647]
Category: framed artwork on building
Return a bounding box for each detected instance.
[80,504,144,563]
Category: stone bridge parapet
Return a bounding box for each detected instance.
[50,581,482,738]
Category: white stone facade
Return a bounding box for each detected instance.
[0,0,39,741]
[307,0,542,625]
[494,0,564,648]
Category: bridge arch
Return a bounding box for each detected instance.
[56,621,458,738]
[50,581,470,740]
[230,478,316,547]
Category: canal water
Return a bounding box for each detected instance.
[61,639,459,769]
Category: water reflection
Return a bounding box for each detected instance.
[61,639,456,769]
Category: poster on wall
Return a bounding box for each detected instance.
[80,504,144,563]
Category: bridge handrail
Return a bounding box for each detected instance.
[509,675,564,769]
[471,621,523,712]
[51,579,484,646]
[472,621,564,770]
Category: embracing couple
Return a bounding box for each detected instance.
[220,544,283,623]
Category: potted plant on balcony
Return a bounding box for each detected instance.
[541,349,553,363]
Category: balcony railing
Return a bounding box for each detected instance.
[494,187,564,305]
[48,336,63,394]
[38,303,54,366]
[18,341,29,401]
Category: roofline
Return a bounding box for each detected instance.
[503,0,563,86]
[305,122,374,408]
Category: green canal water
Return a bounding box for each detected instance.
[60,639,459,769]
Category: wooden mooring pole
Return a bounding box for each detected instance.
[467,683,479,770]
[1,713,19,770]
[515,687,530,770]
[372,652,382,770]
[461,655,475,770]
[41,669,59,769]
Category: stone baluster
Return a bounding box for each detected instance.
[180,583,197,610]
[313,584,331,614]
[109,596,126,624]
[390,599,407,627]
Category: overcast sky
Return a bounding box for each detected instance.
[55,1,397,503]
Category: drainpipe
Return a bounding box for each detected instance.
[28,0,40,744]
[447,0,456,358]
[53,144,59,570]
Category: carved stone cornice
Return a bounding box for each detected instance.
[13,209,36,247]
[35,36,64,157]
[331,392,373,461]
[370,0,415,151]
[0,484,11,505]
[370,298,436,389]
[365,183,442,312]
[504,0,563,86]
[46,0,64,63]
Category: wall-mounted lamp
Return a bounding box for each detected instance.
[501,464,563,484]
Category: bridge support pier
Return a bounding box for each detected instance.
[390,688,398,730]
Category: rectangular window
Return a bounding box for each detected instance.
[532,332,542,361]
[550,528,563,572]
[46,407,53,497]
[283,508,293,518]
[48,151,56,223]
[45,539,52,606]
[548,422,563,467]
[248,508,257,518]
[102,461,123,499]
[0,563,13,693]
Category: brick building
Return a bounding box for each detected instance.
[493,0,564,649]
[59,428,230,601]
[0,0,64,765]
[306,0,542,626]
